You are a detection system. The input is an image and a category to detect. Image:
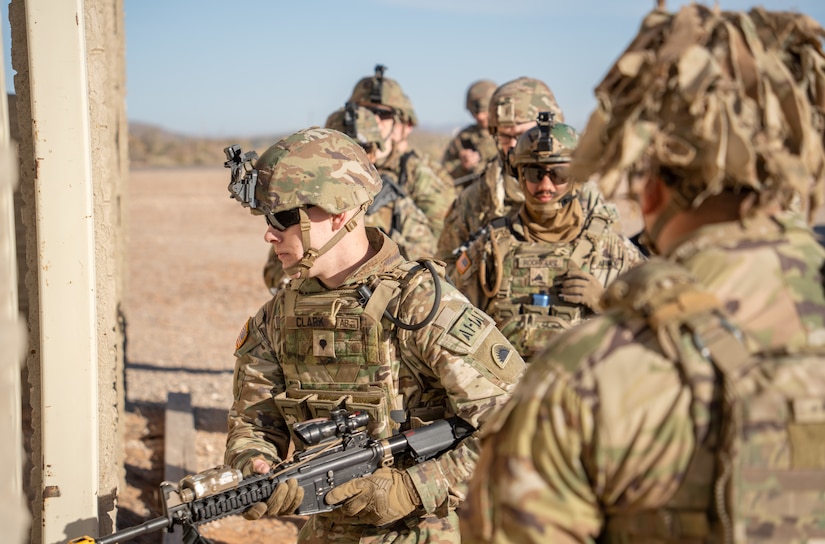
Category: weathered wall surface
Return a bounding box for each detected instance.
[10,0,127,541]
[85,0,129,534]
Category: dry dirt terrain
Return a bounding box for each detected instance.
[122,167,304,543]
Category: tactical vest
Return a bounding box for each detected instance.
[600,259,825,543]
[479,212,612,357]
[270,261,448,443]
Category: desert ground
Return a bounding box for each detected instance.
[122,166,303,543]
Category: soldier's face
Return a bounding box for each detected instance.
[523,164,571,202]
[474,110,489,129]
[263,207,326,271]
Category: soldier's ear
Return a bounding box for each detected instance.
[329,211,349,231]
[640,174,666,216]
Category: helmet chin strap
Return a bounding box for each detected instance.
[283,203,370,279]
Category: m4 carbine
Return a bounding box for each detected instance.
[70,409,474,544]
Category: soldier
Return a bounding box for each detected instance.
[437,76,618,277]
[224,127,526,543]
[263,105,437,293]
[349,65,455,240]
[460,5,825,543]
[450,113,645,358]
[441,79,499,182]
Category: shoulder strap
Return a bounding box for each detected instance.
[367,173,406,215]
[568,212,610,270]
[399,150,417,188]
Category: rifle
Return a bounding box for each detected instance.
[71,409,475,544]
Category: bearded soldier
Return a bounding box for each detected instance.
[460,5,825,543]
[437,76,620,277]
[224,127,525,544]
[450,113,644,358]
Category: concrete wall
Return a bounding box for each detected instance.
[10,0,127,541]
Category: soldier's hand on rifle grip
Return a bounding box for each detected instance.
[325,467,421,526]
[243,479,304,520]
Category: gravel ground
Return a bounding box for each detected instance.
[122,167,302,543]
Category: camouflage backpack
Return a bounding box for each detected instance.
[601,256,825,542]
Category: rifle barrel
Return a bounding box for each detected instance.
[95,515,171,544]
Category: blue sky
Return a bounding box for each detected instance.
[4,1,825,138]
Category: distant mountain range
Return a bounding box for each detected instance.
[128,121,454,168]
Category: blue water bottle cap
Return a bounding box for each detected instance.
[531,293,550,307]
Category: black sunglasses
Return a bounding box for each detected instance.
[522,164,572,185]
[367,106,396,121]
[265,205,313,231]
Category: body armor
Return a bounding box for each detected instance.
[476,210,616,357]
[270,262,448,445]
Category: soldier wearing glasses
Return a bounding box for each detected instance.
[348,65,455,240]
[449,113,644,359]
[222,128,525,543]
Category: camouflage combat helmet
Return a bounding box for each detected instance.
[324,102,385,152]
[488,77,565,134]
[253,127,382,278]
[349,64,409,119]
[397,92,418,126]
[465,79,497,114]
[254,126,381,216]
[510,112,579,170]
[511,112,581,219]
[571,4,825,217]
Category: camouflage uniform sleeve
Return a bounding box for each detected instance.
[224,297,291,475]
[397,271,526,516]
[442,133,468,180]
[406,158,456,241]
[460,313,699,543]
[447,236,490,310]
[436,186,476,276]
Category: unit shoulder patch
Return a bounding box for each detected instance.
[236,318,250,350]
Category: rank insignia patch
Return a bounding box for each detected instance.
[313,330,336,358]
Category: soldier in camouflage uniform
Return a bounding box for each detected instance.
[349,65,455,240]
[441,80,499,182]
[224,127,526,543]
[460,5,825,543]
[450,113,645,358]
[263,105,437,293]
[436,76,563,273]
[437,76,618,277]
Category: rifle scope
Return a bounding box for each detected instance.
[293,409,370,446]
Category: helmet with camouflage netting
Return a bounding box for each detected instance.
[325,102,385,152]
[254,127,382,216]
[465,79,497,114]
[510,112,579,171]
[349,64,408,118]
[488,76,565,134]
[570,4,825,217]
